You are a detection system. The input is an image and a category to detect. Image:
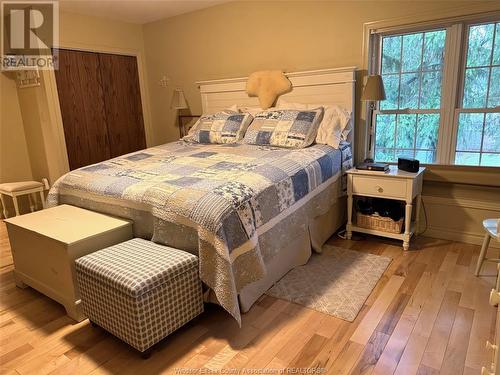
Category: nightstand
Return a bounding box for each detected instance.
[346,165,425,250]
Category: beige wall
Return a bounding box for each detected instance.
[422,181,500,248]
[142,0,496,144]
[0,73,33,182]
[59,11,145,51]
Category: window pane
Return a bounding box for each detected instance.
[415,150,436,163]
[381,36,401,74]
[455,152,481,165]
[402,33,423,72]
[375,114,396,148]
[376,30,445,164]
[416,114,439,150]
[455,23,500,167]
[380,75,399,110]
[375,148,396,162]
[420,71,442,109]
[483,113,500,152]
[487,66,500,108]
[423,30,446,70]
[456,113,484,151]
[463,68,489,108]
[466,23,495,67]
[399,73,419,108]
[481,153,500,166]
[396,114,416,148]
[493,23,500,65]
[395,149,415,159]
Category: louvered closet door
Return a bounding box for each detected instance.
[55,49,111,170]
[55,49,146,170]
[98,53,146,158]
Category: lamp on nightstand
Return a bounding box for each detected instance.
[361,75,386,109]
[170,88,188,138]
[362,75,386,152]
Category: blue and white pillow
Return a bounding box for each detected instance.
[186,111,253,144]
[242,108,324,148]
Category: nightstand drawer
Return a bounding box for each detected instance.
[352,176,407,198]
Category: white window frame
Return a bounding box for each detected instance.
[452,19,500,165]
[369,15,500,166]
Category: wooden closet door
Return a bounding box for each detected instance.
[98,53,146,158]
[54,49,111,170]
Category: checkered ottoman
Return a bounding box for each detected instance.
[75,238,203,354]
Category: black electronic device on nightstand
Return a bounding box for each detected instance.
[398,157,420,173]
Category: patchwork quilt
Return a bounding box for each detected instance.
[48,140,352,324]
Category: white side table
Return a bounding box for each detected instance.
[346,166,425,250]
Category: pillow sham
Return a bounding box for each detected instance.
[186,111,253,144]
[187,106,240,137]
[277,100,351,148]
[242,108,324,148]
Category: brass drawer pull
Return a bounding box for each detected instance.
[376,186,384,193]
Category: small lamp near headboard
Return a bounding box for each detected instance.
[361,75,386,109]
[362,75,386,154]
[170,88,188,138]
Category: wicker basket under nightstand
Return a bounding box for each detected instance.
[356,212,403,234]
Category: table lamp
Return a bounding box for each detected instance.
[170,88,188,138]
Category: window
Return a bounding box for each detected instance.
[375,29,445,163]
[371,18,500,166]
[455,22,500,166]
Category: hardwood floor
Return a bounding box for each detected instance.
[0,220,497,374]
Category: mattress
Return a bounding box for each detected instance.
[48,140,352,324]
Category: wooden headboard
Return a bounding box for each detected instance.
[196,66,357,150]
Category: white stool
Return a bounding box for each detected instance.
[0,179,49,218]
[475,218,500,276]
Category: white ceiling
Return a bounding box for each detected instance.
[59,0,231,24]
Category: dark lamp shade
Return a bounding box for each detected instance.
[361,75,386,101]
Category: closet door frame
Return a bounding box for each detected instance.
[43,43,153,176]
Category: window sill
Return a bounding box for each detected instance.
[421,164,500,187]
[383,163,499,186]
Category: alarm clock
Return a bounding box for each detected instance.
[398,157,420,173]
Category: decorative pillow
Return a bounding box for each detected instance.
[186,111,253,144]
[242,108,324,148]
[278,100,351,148]
[186,107,240,137]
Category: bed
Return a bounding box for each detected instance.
[48,67,356,325]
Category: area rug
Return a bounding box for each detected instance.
[266,245,392,321]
